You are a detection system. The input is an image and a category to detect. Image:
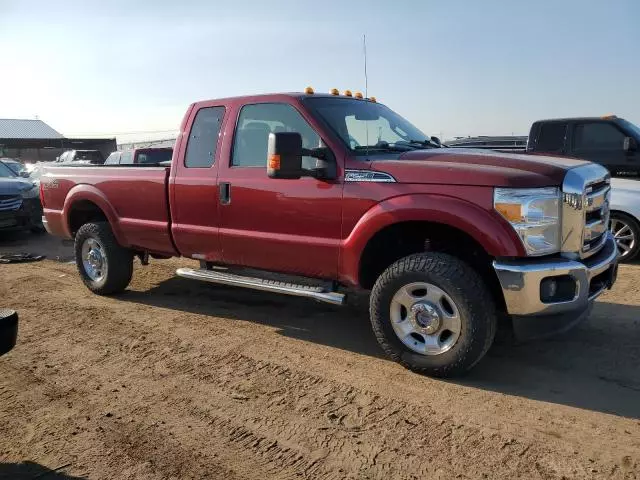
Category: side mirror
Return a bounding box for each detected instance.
[19,171,30,178]
[624,137,638,152]
[430,136,442,147]
[267,132,303,179]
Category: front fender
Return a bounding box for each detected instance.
[63,184,128,246]
[339,193,525,287]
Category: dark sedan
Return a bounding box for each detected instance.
[0,161,43,232]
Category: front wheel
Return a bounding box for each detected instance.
[75,222,133,295]
[609,212,640,262]
[370,252,496,377]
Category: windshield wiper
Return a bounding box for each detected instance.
[353,143,412,153]
[406,139,441,148]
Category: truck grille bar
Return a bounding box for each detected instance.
[0,195,22,212]
[561,164,611,259]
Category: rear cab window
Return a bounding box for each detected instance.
[135,149,173,165]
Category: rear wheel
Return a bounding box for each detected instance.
[75,222,133,295]
[609,212,640,262]
[370,252,496,377]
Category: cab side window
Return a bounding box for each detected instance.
[232,103,321,169]
[120,151,133,164]
[573,123,625,151]
[536,123,567,153]
[185,106,225,168]
[104,152,121,165]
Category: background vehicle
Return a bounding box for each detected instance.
[40,91,618,377]
[526,116,640,262]
[56,149,105,164]
[609,178,640,261]
[0,160,43,232]
[527,115,640,176]
[0,158,30,177]
[104,147,173,165]
[445,136,527,152]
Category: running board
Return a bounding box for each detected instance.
[175,267,345,306]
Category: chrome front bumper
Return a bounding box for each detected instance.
[493,232,618,317]
[42,215,53,235]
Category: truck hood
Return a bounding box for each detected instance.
[0,177,35,195]
[369,148,589,187]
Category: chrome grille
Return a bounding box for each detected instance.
[582,178,610,254]
[0,195,22,212]
[561,163,611,259]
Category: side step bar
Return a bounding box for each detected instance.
[175,268,345,306]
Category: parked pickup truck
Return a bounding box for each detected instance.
[527,115,640,262]
[40,90,619,377]
[527,115,640,176]
[104,147,173,165]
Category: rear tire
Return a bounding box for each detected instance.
[75,222,133,295]
[370,252,496,378]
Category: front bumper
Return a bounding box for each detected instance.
[0,198,43,230]
[493,232,618,339]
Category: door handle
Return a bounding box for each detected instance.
[219,182,231,205]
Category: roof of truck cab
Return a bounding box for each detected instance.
[192,92,379,106]
[533,116,621,123]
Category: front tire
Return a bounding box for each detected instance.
[610,212,640,262]
[370,252,496,377]
[75,222,133,295]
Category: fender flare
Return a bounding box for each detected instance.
[62,184,128,246]
[339,193,525,286]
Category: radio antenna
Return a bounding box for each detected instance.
[363,34,370,158]
[363,34,368,99]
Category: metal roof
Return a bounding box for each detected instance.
[0,119,64,140]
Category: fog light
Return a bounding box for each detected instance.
[540,275,577,303]
[540,278,558,302]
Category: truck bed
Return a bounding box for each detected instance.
[41,164,176,255]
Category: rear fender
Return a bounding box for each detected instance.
[63,184,127,246]
[339,193,525,286]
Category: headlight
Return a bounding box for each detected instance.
[20,183,39,199]
[494,187,560,256]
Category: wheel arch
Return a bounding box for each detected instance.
[63,184,126,245]
[339,193,523,291]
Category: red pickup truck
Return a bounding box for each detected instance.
[40,90,619,377]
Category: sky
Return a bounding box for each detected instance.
[1,0,638,143]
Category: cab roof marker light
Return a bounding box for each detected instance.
[369,96,377,103]
[304,86,314,94]
[344,90,352,97]
[330,88,340,95]
[354,91,363,99]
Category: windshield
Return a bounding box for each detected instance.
[619,118,640,139]
[304,97,432,155]
[0,161,17,178]
[1,159,25,175]
[135,149,173,164]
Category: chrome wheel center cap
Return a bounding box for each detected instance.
[88,250,102,269]
[410,302,441,334]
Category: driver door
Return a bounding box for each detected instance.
[217,101,343,279]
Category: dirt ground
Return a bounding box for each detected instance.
[0,231,639,479]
